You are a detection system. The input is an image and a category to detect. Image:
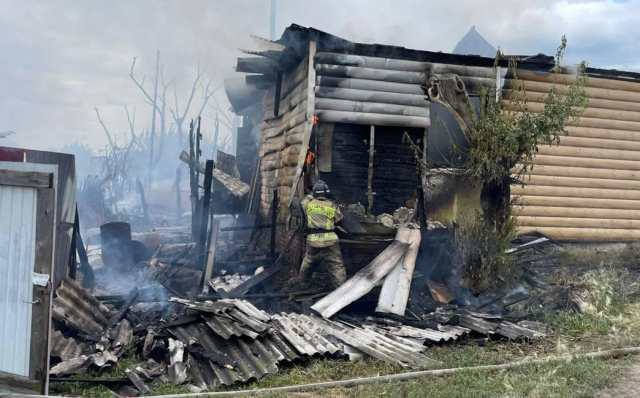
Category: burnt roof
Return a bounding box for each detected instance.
[244,23,640,83]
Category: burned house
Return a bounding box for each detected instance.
[229,24,640,243]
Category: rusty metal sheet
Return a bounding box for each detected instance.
[52,277,110,335]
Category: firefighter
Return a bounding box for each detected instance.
[299,180,346,290]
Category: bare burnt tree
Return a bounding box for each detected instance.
[94,106,136,202]
[170,64,220,147]
[129,51,178,197]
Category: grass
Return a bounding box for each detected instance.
[547,243,640,270]
[50,246,640,398]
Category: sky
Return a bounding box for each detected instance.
[2,0,640,152]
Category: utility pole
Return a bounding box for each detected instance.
[270,0,276,40]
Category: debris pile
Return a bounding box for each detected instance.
[49,273,545,394]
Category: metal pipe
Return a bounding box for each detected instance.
[315,98,429,117]
[315,86,428,107]
[316,110,430,128]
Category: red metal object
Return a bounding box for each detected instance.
[0,146,25,161]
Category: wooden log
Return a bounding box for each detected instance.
[315,86,429,107]
[516,69,640,93]
[504,100,640,124]
[554,136,640,151]
[517,226,640,240]
[315,98,430,117]
[565,126,640,141]
[531,154,640,171]
[316,110,430,128]
[515,164,640,181]
[316,76,423,95]
[510,111,640,133]
[504,90,640,113]
[517,206,640,220]
[512,195,640,210]
[520,175,640,191]
[511,184,640,201]
[516,216,640,230]
[536,145,640,162]
[315,64,426,84]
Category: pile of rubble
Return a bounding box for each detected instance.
[49,273,545,395]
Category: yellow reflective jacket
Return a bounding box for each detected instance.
[301,194,343,248]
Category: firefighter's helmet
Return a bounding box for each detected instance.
[312,180,330,197]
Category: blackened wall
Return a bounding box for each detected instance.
[320,123,422,215]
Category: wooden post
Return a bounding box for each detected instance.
[137,178,150,225]
[367,125,375,217]
[198,160,214,273]
[201,218,220,295]
[175,168,182,221]
[270,189,278,261]
[189,120,198,239]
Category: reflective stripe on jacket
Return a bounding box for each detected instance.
[301,194,342,247]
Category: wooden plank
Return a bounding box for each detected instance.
[229,227,301,296]
[0,370,43,394]
[366,125,375,216]
[201,218,220,295]
[0,169,51,188]
[317,123,334,172]
[311,235,411,319]
[30,186,55,387]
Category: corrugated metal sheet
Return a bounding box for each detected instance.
[272,313,340,356]
[50,330,81,361]
[306,315,435,368]
[171,322,298,387]
[0,183,37,377]
[52,277,110,335]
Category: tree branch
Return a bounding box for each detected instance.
[95,107,115,150]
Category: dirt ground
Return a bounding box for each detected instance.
[601,361,640,397]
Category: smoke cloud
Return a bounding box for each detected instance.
[1,0,640,152]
